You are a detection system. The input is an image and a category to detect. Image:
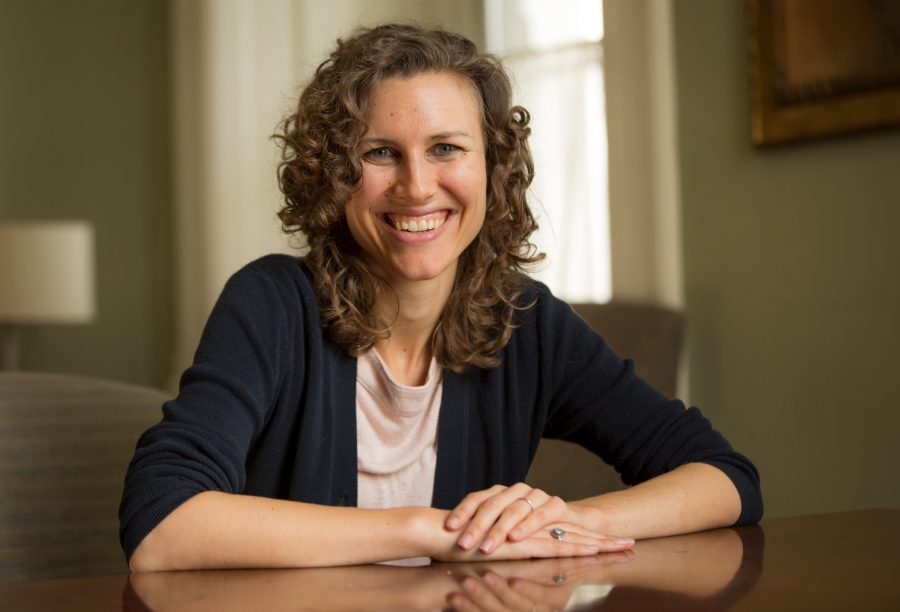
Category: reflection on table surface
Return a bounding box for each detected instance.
[3,510,900,611]
[125,526,760,612]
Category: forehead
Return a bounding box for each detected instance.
[364,72,484,131]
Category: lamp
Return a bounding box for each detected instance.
[0,221,96,370]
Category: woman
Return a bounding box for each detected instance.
[121,24,762,571]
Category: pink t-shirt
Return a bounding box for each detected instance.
[356,349,442,509]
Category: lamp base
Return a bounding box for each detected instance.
[2,324,18,371]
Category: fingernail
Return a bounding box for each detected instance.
[482,573,497,586]
[510,529,522,540]
[617,555,631,563]
[458,534,474,549]
[614,538,634,545]
[586,545,600,552]
[447,516,459,529]
[462,577,478,593]
[479,538,495,553]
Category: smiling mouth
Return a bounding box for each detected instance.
[384,211,449,233]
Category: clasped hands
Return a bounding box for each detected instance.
[433,483,634,562]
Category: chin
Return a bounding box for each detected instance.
[388,258,455,283]
[393,268,445,282]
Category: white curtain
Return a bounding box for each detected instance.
[510,43,611,303]
[486,0,611,303]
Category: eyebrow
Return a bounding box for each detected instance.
[360,130,474,145]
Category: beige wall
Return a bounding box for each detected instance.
[0,0,173,388]
[673,0,900,517]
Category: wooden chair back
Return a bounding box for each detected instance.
[526,301,685,501]
[0,372,169,582]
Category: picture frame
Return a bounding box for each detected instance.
[748,0,900,146]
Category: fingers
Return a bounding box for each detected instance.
[455,483,546,552]
[519,525,636,557]
[446,484,509,531]
[476,495,551,554]
[526,534,614,557]
[503,495,570,543]
[446,483,635,557]
[533,526,606,547]
[436,526,635,565]
[486,530,610,559]
[480,497,601,555]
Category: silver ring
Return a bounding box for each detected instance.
[553,574,567,584]
[551,527,565,540]
[519,497,535,512]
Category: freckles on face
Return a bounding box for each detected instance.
[344,71,488,285]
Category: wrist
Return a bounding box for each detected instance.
[404,507,456,559]
[567,500,608,534]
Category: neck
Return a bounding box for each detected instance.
[371,267,455,386]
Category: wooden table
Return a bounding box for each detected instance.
[1,509,897,611]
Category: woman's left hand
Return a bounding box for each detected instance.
[445,483,628,555]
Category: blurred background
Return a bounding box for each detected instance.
[1,0,898,520]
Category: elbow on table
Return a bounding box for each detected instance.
[128,535,167,573]
[127,521,189,573]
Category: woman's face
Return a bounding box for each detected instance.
[345,71,487,289]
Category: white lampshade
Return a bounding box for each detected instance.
[0,221,96,324]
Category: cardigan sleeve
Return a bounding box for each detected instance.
[118,256,302,561]
[531,286,764,525]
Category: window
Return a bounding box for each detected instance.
[486,0,611,303]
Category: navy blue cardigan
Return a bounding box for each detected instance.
[120,255,762,560]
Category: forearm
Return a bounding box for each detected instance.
[129,491,453,571]
[569,463,742,539]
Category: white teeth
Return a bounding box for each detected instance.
[389,215,447,232]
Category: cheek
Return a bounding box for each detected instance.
[358,166,393,199]
[445,155,485,187]
[345,173,386,233]
[344,194,376,250]
[450,166,488,216]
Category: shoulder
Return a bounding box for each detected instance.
[511,274,585,330]
[211,254,320,328]
[191,254,325,389]
[222,254,315,303]
[505,275,610,367]
[230,254,312,290]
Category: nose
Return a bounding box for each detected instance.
[394,155,437,203]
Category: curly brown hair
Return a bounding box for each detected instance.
[275,23,543,372]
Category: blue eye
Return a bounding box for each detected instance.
[365,147,392,160]
[435,144,458,156]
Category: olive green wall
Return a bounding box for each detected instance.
[673,1,900,518]
[0,0,172,388]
